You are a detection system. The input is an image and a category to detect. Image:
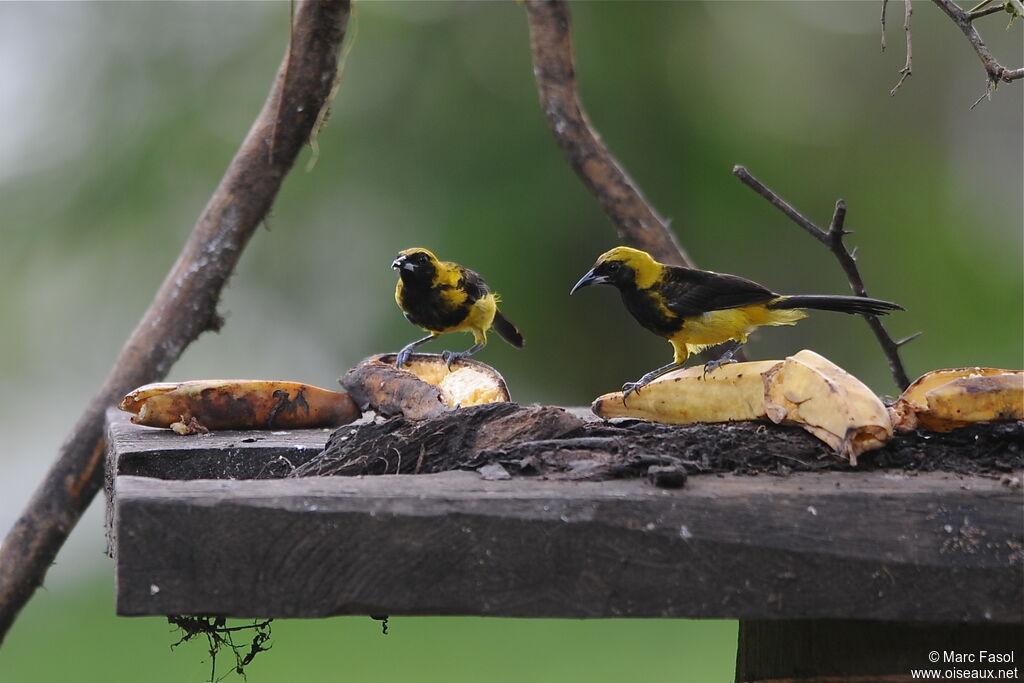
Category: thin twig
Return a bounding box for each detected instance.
[881,0,889,50]
[523,0,691,267]
[966,3,1009,19]
[931,0,1024,99]
[0,0,352,644]
[890,0,914,95]
[732,166,914,390]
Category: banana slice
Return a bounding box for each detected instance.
[764,349,892,464]
[890,368,1023,432]
[119,380,359,432]
[342,354,511,419]
[592,360,782,424]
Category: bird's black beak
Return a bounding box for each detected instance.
[391,255,409,271]
[570,267,607,295]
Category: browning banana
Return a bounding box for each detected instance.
[119,380,359,433]
[890,367,1023,432]
[342,353,511,420]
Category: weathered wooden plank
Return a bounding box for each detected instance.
[105,408,329,481]
[112,470,1023,621]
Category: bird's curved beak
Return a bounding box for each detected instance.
[570,267,607,295]
[391,255,408,271]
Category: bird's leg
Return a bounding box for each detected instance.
[441,341,485,369]
[622,361,686,403]
[395,334,435,368]
[703,340,744,377]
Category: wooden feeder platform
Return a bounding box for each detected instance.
[104,408,1023,681]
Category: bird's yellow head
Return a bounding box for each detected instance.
[570,246,661,294]
[392,247,440,281]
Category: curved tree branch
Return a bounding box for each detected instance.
[523,0,692,267]
[733,166,915,391]
[0,0,351,644]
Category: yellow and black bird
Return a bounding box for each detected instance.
[571,246,902,397]
[392,247,524,368]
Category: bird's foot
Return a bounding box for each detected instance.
[395,349,413,369]
[621,380,648,405]
[441,350,464,369]
[702,356,737,378]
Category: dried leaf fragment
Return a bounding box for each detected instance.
[119,380,359,432]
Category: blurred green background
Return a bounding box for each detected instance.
[0,1,1019,681]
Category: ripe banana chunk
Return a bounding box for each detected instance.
[341,354,512,420]
[890,367,1023,432]
[763,349,892,464]
[119,380,359,432]
[592,360,782,424]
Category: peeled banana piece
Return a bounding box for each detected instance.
[592,360,781,424]
[342,354,511,420]
[593,350,893,463]
[119,380,359,433]
[890,367,1023,432]
[763,350,892,464]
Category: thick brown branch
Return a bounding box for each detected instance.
[523,0,691,267]
[732,166,914,390]
[931,0,1023,88]
[0,0,351,644]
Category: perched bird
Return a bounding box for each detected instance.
[391,248,524,368]
[571,246,902,398]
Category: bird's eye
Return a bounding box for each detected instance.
[606,261,620,272]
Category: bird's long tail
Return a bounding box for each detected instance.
[492,311,525,348]
[768,295,903,316]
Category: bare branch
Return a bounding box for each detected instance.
[896,331,925,347]
[523,0,691,267]
[881,0,890,50]
[931,0,1023,91]
[890,0,914,95]
[0,0,352,643]
[730,166,828,246]
[966,3,1010,19]
[732,166,914,390]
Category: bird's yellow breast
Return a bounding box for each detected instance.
[667,303,807,363]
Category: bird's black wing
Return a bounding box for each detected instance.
[659,267,777,317]
[457,266,490,303]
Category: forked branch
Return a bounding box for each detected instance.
[0,0,352,644]
[733,166,916,390]
[932,0,1024,87]
[890,0,914,95]
[523,0,691,267]
[885,0,1023,102]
